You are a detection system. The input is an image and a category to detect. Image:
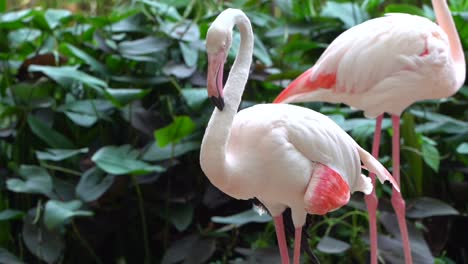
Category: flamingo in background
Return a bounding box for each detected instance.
[200,8,400,264]
[273,1,465,263]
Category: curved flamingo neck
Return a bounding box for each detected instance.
[432,0,466,89]
[200,9,254,188]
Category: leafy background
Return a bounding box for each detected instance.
[0,0,467,263]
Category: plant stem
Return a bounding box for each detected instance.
[131,175,151,264]
[41,163,82,176]
[71,220,103,264]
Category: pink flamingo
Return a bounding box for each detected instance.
[200,8,400,264]
[273,1,465,263]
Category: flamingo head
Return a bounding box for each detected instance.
[206,25,232,111]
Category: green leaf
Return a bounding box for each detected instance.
[253,36,272,66]
[142,141,199,161]
[59,99,114,127]
[63,43,108,75]
[104,88,150,107]
[92,145,166,175]
[0,209,24,221]
[181,88,208,109]
[179,42,198,67]
[43,200,93,230]
[317,236,350,254]
[139,0,182,20]
[28,65,107,93]
[118,36,171,56]
[27,115,74,148]
[36,148,88,161]
[456,142,468,154]
[44,9,71,29]
[8,28,41,48]
[384,4,427,17]
[6,165,53,196]
[211,209,271,232]
[422,143,440,172]
[154,116,196,147]
[23,213,64,263]
[170,204,193,232]
[321,2,368,28]
[76,167,116,202]
[406,197,459,218]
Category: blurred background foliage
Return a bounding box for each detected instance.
[0,0,467,263]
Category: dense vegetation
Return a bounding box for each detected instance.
[0,0,467,263]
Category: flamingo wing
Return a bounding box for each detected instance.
[274,13,450,104]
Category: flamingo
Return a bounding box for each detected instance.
[200,8,400,264]
[273,1,465,263]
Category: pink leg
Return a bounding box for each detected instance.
[364,114,383,264]
[274,215,290,264]
[391,115,413,264]
[293,228,301,264]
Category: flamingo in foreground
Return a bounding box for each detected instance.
[200,8,400,264]
[273,1,465,263]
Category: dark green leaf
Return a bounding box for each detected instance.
[22,213,64,263]
[27,115,74,148]
[63,43,108,74]
[43,200,93,230]
[142,141,199,161]
[406,197,459,218]
[154,116,196,147]
[36,148,88,161]
[170,204,193,232]
[76,167,116,202]
[104,88,150,107]
[6,165,53,196]
[421,143,440,172]
[92,145,166,175]
[59,99,114,127]
[0,209,24,221]
[321,2,368,28]
[384,4,427,17]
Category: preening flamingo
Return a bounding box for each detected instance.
[200,8,400,264]
[273,1,466,263]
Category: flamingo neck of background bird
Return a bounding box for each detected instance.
[200,9,254,188]
[432,0,466,89]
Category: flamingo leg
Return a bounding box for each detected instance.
[364,114,383,264]
[293,228,301,264]
[274,215,290,264]
[390,115,413,264]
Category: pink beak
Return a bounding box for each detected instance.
[207,51,226,110]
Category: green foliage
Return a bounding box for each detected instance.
[0,0,467,263]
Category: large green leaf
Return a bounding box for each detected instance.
[456,142,468,154]
[421,143,440,172]
[44,9,72,30]
[406,197,459,218]
[170,204,193,232]
[321,2,368,28]
[181,88,208,109]
[22,213,64,263]
[28,65,107,93]
[154,116,196,147]
[6,165,53,197]
[59,99,114,127]
[92,145,165,175]
[36,148,88,161]
[27,115,74,149]
[76,167,115,202]
[43,200,93,230]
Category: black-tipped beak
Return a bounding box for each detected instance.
[207,51,225,111]
[210,96,224,110]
